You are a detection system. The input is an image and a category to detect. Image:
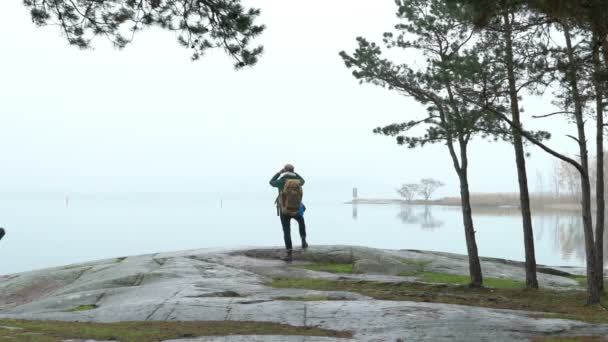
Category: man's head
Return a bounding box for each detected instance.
[283,164,295,173]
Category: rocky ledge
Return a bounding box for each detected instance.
[0,245,605,341]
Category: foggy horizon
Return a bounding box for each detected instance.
[0,0,592,200]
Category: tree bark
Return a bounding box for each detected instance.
[502,9,538,289]
[455,142,483,287]
[442,73,484,288]
[564,22,601,303]
[593,32,605,292]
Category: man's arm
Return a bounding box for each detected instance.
[295,173,305,186]
[269,171,283,188]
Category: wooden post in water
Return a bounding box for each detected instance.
[352,187,358,220]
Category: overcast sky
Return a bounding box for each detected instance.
[0,0,589,201]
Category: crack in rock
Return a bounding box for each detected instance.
[131,273,145,287]
[152,258,168,267]
[95,292,106,306]
[224,299,234,321]
[236,299,274,305]
[186,291,241,298]
[145,288,182,321]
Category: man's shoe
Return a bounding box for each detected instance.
[281,250,293,262]
[301,239,308,250]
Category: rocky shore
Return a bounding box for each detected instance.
[0,245,606,341]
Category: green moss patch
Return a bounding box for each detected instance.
[269,277,608,324]
[569,275,587,287]
[272,278,338,289]
[64,304,98,312]
[276,296,330,301]
[419,272,525,289]
[0,320,352,341]
[401,260,433,272]
[532,336,608,342]
[297,263,356,274]
[530,310,608,325]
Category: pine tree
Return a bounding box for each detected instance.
[339,0,512,287]
[467,1,557,290]
[448,0,608,303]
[23,0,265,68]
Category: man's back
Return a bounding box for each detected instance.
[270,171,305,193]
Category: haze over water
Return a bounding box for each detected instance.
[0,192,588,275]
[0,1,599,278]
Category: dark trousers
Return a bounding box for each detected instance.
[280,214,306,250]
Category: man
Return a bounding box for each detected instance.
[269,164,307,261]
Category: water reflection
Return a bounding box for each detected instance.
[466,206,598,264]
[397,205,444,230]
[557,215,582,261]
[396,204,608,266]
[348,203,608,266]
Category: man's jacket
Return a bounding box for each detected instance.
[269,172,305,194]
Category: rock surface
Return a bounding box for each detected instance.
[0,245,604,341]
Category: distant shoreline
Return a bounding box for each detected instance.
[345,194,586,212]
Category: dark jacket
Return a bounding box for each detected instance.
[269,172,305,194]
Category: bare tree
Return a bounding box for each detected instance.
[535,170,545,195]
[552,160,561,197]
[397,184,420,203]
[418,178,445,201]
[559,158,582,200]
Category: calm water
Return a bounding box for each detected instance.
[0,193,591,275]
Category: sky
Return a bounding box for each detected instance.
[0,0,590,202]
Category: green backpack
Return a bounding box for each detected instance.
[280,179,303,216]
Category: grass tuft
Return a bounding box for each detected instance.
[0,320,352,341]
[64,304,98,312]
[569,275,587,287]
[419,272,525,289]
[532,336,608,341]
[276,296,330,301]
[297,263,356,274]
[272,278,337,289]
[268,277,608,324]
[401,260,433,272]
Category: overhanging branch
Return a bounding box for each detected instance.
[494,110,585,174]
[533,111,576,119]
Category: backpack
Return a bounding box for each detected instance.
[280,179,303,216]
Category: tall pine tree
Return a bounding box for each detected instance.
[340,0,511,287]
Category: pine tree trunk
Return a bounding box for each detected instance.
[444,128,483,287]
[564,23,601,304]
[594,33,605,292]
[442,73,484,288]
[502,9,538,289]
[457,156,483,287]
